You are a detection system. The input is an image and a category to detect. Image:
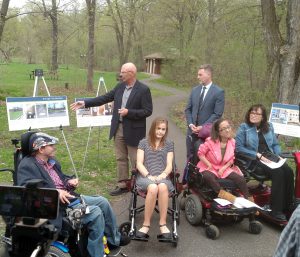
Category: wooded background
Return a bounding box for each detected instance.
[1,0,300,106]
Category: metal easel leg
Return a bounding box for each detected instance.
[33,76,39,97]
[60,125,78,179]
[41,76,51,96]
[82,126,92,174]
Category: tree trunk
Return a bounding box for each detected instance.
[0,0,10,44]
[50,0,58,72]
[261,0,300,104]
[106,0,136,67]
[205,0,215,62]
[260,0,281,91]
[86,0,96,91]
[278,0,300,104]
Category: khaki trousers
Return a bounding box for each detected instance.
[114,124,137,188]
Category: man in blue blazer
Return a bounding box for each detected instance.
[71,63,153,195]
[185,64,225,161]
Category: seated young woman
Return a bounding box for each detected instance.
[235,104,294,221]
[135,117,174,240]
[197,118,252,203]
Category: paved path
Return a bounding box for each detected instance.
[112,77,281,257]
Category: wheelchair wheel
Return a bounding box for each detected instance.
[205,225,220,240]
[248,221,263,234]
[46,246,71,257]
[179,194,186,210]
[184,195,203,225]
[119,222,132,236]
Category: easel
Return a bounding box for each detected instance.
[81,76,108,173]
[30,70,78,178]
[32,69,50,97]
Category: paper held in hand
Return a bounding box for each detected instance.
[260,158,286,169]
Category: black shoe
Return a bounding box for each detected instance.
[135,225,150,241]
[119,234,131,246]
[271,211,287,221]
[135,230,149,240]
[109,186,128,196]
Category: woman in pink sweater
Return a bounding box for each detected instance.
[197,118,251,202]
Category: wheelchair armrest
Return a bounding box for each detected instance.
[249,172,269,182]
[0,168,14,173]
[280,151,294,159]
[235,152,256,161]
[25,179,44,188]
[131,169,138,177]
[187,162,204,187]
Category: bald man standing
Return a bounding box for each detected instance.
[71,63,153,195]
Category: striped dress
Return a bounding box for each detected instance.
[136,138,174,192]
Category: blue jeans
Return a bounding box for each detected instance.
[79,195,121,257]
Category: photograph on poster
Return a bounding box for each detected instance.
[269,103,300,138]
[6,96,70,131]
[75,98,113,127]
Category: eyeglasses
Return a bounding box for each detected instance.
[250,111,262,116]
[219,126,231,132]
[120,70,133,74]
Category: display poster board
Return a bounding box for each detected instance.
[269,103,300,138]
[6,96,70,131]
[75,98,113,127]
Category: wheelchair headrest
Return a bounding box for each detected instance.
[21,131,38,156]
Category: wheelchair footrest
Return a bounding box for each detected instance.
[105,246,121,256]
[157,234,178,243]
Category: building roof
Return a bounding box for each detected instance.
[144,52,165,59]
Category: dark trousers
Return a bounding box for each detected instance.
[255,162,294,212]
[202,170,250,198]
[186,133,204,164]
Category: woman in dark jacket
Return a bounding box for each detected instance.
[235,104,294,221]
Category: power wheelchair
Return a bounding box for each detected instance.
[0,131,127,257]
[118,162,181,247]
[180,162,262,240]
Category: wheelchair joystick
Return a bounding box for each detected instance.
[11,139,20,147]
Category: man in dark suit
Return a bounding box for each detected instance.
[71,63,153,195]
[185,64,225,161]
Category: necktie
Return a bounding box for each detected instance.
[196,86,206,125]
[199,86,206,107]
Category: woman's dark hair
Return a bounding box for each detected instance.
[245,104,269,133]
[148,117,168,149]
[210,118,232,142]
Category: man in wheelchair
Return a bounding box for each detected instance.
[17,132,131,257]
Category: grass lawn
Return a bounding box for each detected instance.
[0,62,168,198]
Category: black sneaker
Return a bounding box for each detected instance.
[119,234,131,246]
[109,186,128,196]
